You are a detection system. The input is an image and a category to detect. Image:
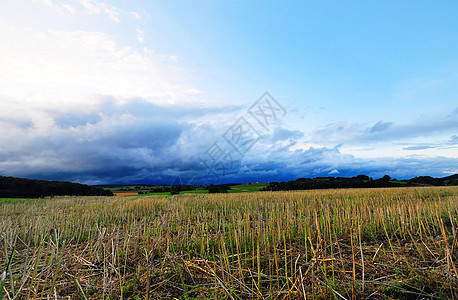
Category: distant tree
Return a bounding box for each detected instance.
[381,175,391,182]
[355,175,370,181]
[208,184,229,193]
[408,176,442,186]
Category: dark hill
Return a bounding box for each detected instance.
[0,176,113,198]
[262,174,458,192]
[441,174,458,185]
[441,174,458,180]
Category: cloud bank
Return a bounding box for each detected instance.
[1,95,457,185]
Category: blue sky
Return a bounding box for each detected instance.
[0,0,457,184]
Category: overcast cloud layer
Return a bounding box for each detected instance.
[0,1,457,184]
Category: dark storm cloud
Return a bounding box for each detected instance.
[0,98,206,183]
[97,121,183,150]
[240,148,458,182]
[1,98,457,185]
[0,95,259,184]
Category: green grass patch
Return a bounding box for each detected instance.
[390,180,408,185]
[0,198,33,203]
[229,182,269,192]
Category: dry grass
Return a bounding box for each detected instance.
[1,186,457,299]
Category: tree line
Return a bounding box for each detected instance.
[0,176,113,198]
[261,174,458,191]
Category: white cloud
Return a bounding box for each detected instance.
[33,0,76,15]
[74,0,121,22]
[130,11,142,20]
[64,4,76,14]
[136,28,145,43]
[0,26,200,117]
[35,0,122,21]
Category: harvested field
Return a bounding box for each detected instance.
[1,187,457,299]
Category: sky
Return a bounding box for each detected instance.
[0,0,457,185]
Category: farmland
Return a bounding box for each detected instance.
[1,187,458,299]
[106,183,269,196]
